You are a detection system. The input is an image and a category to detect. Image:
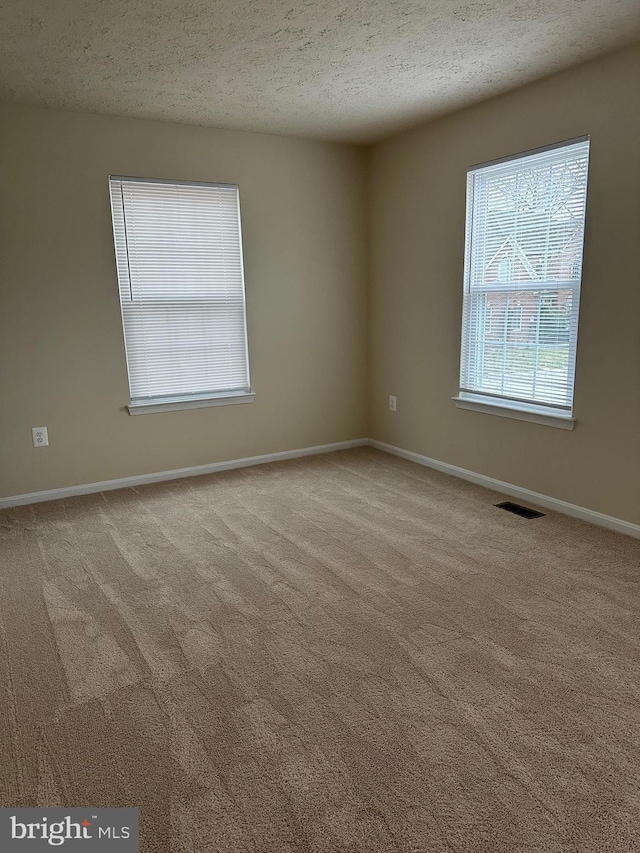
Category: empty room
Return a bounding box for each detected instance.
[1,1,639,850]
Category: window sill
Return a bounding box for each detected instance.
[452,395,575,430]
[128,391,255,416]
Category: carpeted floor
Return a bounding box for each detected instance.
[1,447,639,852]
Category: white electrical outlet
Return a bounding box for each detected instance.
[389,395,397,412]
[32,427,49,447]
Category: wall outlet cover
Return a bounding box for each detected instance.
[32,427,49,447]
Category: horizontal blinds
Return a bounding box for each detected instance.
[109,177,250,403]
[460,138,590,411]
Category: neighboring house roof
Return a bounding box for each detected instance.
[485,229,582,280]
[485,235,539,280]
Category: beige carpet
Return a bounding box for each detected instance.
[1,447,639,852]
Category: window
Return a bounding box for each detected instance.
[109,176,253,414]
[484,303,494,334]
[455,137,590,428]
[506,304,523,334]
[498,255,513,283]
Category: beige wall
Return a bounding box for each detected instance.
[0,103,368,497]
[2,45,639,524]
[369,45,640,524]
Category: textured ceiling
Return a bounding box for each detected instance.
[1,0,639,143]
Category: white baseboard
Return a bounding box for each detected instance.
[370,439,640,540]
[3,436,638,539]
[0,438,368,510]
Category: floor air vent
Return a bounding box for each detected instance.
[494,501,545,519]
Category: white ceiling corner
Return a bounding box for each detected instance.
[1,0,639,143]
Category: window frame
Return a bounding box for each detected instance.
[109,175,254,415]
[453,137,590,430]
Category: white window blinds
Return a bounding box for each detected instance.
[109,176,251,407]
[459,138,590,415]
